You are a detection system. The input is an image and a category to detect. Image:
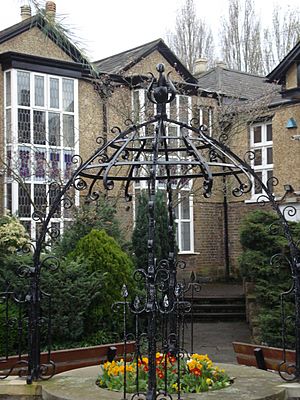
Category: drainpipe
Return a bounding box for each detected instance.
[223,172,230,280]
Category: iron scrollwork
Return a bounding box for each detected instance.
[1,62,300,394]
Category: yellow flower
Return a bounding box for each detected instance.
[206,378,212,385]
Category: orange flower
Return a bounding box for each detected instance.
[192,368,202,376]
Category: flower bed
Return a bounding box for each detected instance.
[97,353,231,393]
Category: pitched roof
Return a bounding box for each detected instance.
[93,39,198,84]
[0,14,87,64]
[267,41,300,83]
[197,66,277,100]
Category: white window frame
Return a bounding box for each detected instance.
[249,121,273,200]
[4,69,79,240]
[131,89,194,253]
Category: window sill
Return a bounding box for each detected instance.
[178,251,200,255]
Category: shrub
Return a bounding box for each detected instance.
[132,190,173,269]
[69,229,135,339]
[239,210,299,348]
[0,215,29,253]
[54,196,122,257]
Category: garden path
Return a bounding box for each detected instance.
[183,281,251,363]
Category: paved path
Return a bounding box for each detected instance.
[183,321,251,363]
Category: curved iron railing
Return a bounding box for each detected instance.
[0,63,299,393]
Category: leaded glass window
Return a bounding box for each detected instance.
[34,75,44,107]
[34,184,47,213]
[6,183,12,213]
[34,149,46,180]
[33,110,46,145]
[6,109,11,143]
[5,70,78,240]
[17,71,30,106]
[63,115,74,147]
[6,71,11,107]
[50,151,60,180]
[49,112,60,146]
[63,151,73,181]
[18,183,31,217]
[18,108,31,143]
[62,78,74,112]
[19,147,31,178]
[50,78,59,108]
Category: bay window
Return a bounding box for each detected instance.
[4,69,79,239]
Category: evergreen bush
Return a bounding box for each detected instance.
[54,196,122,257]
[69,229,135,339]
[239,210,300,348]
[132,190,173,269]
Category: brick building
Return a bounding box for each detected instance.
[0,2,299,280]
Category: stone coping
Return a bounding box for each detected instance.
[1,363,298,399]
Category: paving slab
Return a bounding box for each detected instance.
[184,321,252,363]
[40,364,288,400]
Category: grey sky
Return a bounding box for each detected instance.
[1,0,299,62]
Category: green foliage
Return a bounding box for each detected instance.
[69,229,135,338]
[54,196,122,257]
[0,215,29,253]
[132,190,173,269]
[239,210,299,348]
[41,258,104,346]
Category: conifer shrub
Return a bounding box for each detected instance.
[239,210,300,348]
[69,229,135,339]
[132,190,173,269]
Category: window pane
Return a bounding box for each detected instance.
[50,222,61,244]
[253,126,261,143]
[6,183,12,213]
[34,184,47,213]
[169,98,177,120]
[181,196,190,219]
[49,184,61,217]
[64,150,74,181]
[62,78,74,112]
[254,149,262,166]
[179,96,189,124]
[34,149,46,180]
[17,71,30,106]
[21,221,31,236]
[18,108,31,143]
[267,124,272,141]
[6,109,11,143]
[33,110,46,145]
[202,107,210,127]
[34,75,44,107]
[168,125,178,148]
[50,78,59,108]
[50,151,60,180]
[63,115,74,147]
[181,222,191,251]
[49,112,61,146]
[6,71,11,107]
[145,95,154,119]
[18,183,31,217]
[267,147,273,164]
[254,171,262,194]
[267,170,273,192]
[6,147,12,178]
[19,147,31,178]
[133,91,140,123]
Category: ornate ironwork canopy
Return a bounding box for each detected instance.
[1,63,300,396]
[75,64,253,201]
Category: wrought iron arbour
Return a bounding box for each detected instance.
[1,63,300,392]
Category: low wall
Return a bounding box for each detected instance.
[0,341,135,376]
